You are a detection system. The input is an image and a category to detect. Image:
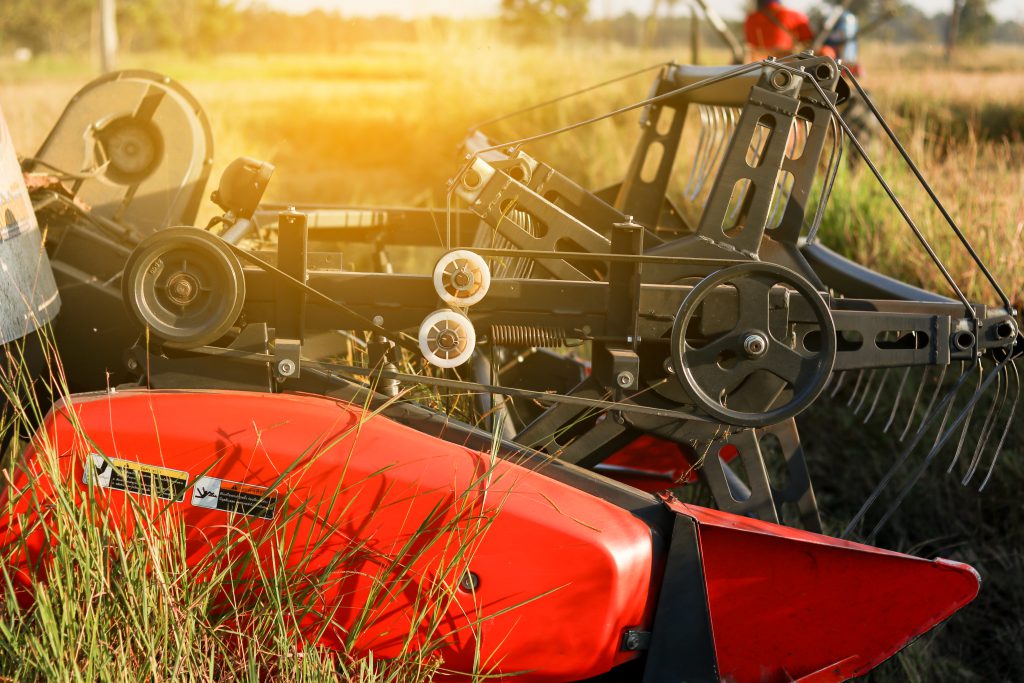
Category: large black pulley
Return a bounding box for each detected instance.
[670,262,836,427]
[123,227,245,349]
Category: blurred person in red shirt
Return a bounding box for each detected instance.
[745,0,815,60]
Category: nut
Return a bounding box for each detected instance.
[743,333,769,358]
[277,359,297,377]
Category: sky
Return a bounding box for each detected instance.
[259,0,1022,23]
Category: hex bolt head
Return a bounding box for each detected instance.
[277,359,296,377]
[743,333,769,358]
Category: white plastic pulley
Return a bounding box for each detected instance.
[433,250,490,307]
[418,309,476,369]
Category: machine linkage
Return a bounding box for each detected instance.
[29,54,1022,539]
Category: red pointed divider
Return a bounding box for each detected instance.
[672,502,980,682]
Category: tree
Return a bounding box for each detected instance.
[947,0,994,60]
[500,0,589,39]
[0,0,93,53]
[956,0,995,44]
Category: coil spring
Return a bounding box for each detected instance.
[490,324,568,348]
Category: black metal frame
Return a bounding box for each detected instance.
[25,54,1022,546]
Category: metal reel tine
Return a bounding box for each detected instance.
[946,363,984,471]
[903,363,950,443]
[853,369,877,414]
[846,369,866,407]
[935,362,978,452]
[899,365,934,441]
[862,368,891,422]
[961,362,1007,485]
[843,364,979,540]
[828,370,847,398]
[867,359,1008,543]
[684,105,711,199]
[883,366,913,433]
[714,109,732,160]
[980,359,1021,491]
[690,106,718,199]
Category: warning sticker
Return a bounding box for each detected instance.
[82,454,189,502]
[190,476,277,519]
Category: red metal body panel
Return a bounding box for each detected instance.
[1,390,982,682]
[670,501,980,682]
[601,437,743,493]
[3,390,654,682]
[600,435,698,491]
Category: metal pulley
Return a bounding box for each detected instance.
[433,250,490,307]
[670,262,837,427]
[122,227,245,349]
[94,115,164,185]
[418,309,476,368]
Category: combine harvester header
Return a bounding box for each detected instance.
[1,54,1019,681]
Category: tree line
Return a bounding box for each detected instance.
[0,0,1019,56]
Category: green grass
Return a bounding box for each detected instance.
[0,331,512,682]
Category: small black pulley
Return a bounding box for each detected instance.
[670,262,836,427]
[123,226,245,349]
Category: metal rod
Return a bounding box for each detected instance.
[184,345,713,424]
[771,61,977,320]
[840,65,1012,310]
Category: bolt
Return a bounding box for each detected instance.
[373,315,385,327]
[743,333,769,358]
[662,357,676,375]
[617,371,635,388]
[624,632,641,650]
[172,280,192,298]
[458,571,480,592]
[437,330,459,350]
[453,268,472,288]
[277,359,296,377]
[165,273,199,305]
